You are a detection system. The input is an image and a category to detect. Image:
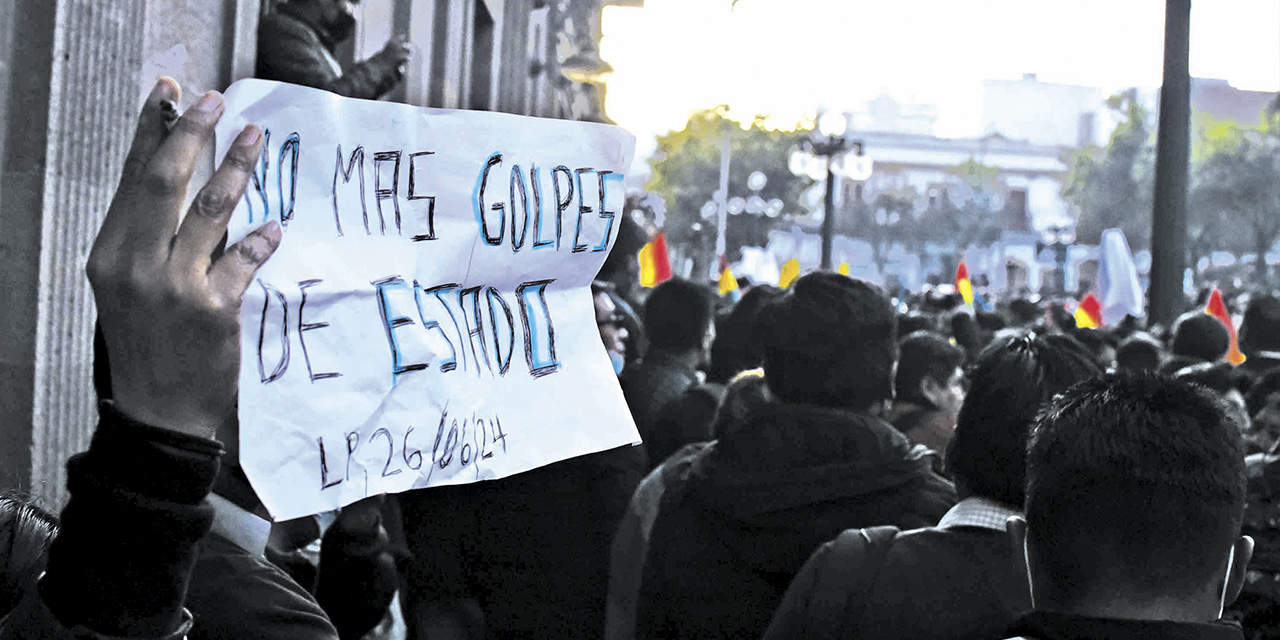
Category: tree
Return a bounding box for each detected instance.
[1063,89,1154,248]
[1191,110,1280,284]
[645,107,815,267]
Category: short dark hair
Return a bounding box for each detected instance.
[756,273,897,409]
[947,331,1101,508]
[707,285,784,384]
[1241,295,1280,354]
[1171,311,1230,362]
[1116,332,1163,372]
[642,279,715,352]
[1025,372,1246,604]
[895,331,965,409]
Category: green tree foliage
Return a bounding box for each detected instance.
[1190,110,1280,282]
[1063,89,1154,248]
[645,106,814,259]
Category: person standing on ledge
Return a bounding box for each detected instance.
[257,0,412,100]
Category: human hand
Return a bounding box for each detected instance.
[375,37,413,71]
[87,78,281,439]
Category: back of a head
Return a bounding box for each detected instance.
[1241,295,1280,355]
[756,272,896,410]
[708,285,783,383]
[947,331,1102,508]
[895,331,965,410]
[642,279,715,353]
[1172,311,1230,362]
[1116,332,1164,372]
[1025,372,1246,608]
[0,495,58,617]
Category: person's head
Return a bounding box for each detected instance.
[946,331,1101,508]
[1171,311,1230,363]
[592,282,628,375]
[287,0,359,44]
[1115,332,1164,372]
[712,369,772,438]
[707,285,783,383]
[895,331,966,416]
[1011,372,1252,622]
[756,273,896,411]
[1175,361,1249,424]
[1068,328,1117,370]
[642,278,715,361]
[0,495,58,617]
[598,213,646,299]
[1240,294,1280,356]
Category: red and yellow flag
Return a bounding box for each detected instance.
[955,261,974,307]
[1205,288,1247,365]
[638,232,672,288]
[1073,293,1102,329]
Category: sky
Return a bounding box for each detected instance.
[601,0,1280,164]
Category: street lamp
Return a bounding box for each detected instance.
[1039,224,1076,295]
[703,169,785,258]
[789,111,872,270]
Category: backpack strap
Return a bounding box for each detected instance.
[803,525,899,639]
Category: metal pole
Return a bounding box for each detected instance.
[714,132,731,273]
[1149,0,1191,326]
[820,158,836,270]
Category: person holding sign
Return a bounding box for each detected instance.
[0,78,288,638]
[258,0,412,100]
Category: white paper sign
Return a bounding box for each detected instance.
[214,80,639,521]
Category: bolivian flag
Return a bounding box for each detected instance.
[1073,293,1102,329]
[1205,288,1247,365]
[638,232,672,288]
[955,262,974,307]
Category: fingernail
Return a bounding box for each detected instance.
[150,77,178,102]
[234,125,262,147]
[195,91,223,114]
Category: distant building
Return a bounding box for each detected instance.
[982,74,1105,147]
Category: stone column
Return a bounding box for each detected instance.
[0,0,147,507]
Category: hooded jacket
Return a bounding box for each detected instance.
[634,403,956,640]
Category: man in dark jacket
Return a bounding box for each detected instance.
[763,332,1101,640]
[1005,372,1253,640]
[258,0,412,100]
[633,273,957,640]
[621,278,717,468]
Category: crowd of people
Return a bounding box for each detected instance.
[2,1,1279,638]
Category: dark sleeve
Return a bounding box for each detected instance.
[26,402,223,638]
[256,18,400,100]
[315,502,399,640]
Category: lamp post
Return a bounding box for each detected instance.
[1039,224,1076,295]
[789,111,872,270]
[702,170,785,261]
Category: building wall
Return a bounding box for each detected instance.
[982,74,1104,147]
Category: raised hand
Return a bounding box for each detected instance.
[87,78,281,439]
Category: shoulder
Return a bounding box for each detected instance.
[188,535,338,640]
